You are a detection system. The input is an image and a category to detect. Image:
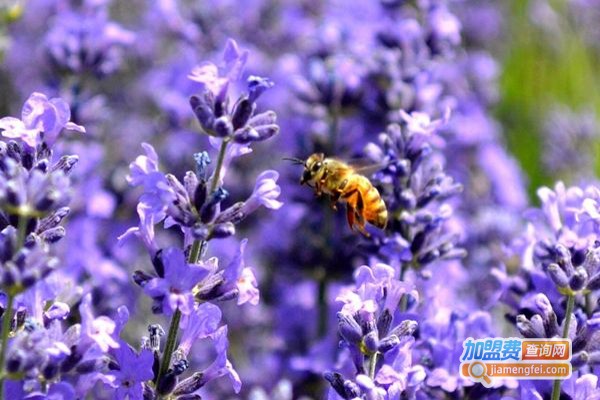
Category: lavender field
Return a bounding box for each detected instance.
[0,0,599,399]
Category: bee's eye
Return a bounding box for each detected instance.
[312,162,322,172]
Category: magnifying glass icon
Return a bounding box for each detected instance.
[469,361,491,384]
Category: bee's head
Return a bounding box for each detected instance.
[301,153,325,185]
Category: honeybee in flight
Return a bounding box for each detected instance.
[286,153,387,236]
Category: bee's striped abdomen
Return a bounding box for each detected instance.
[362,181,387,229]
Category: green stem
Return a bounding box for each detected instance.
[551,294,575,400]
[0,294,14,398]
[561,294,575,339]
[16,214,27,249]
[210,138,229,193]
[188,239,202,264]
[368,352,378,380]
[156,308,181,389]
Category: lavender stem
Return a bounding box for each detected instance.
[551,294,575,400]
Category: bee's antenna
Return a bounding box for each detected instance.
[282,157,305,165]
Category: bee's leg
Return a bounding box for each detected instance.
[317,169,329,197]
[314,169,329,197]
[315,181,325,197]
[343,187,361,231]
[355,215,369,236]
[314,181,322,197]
[330,189,343,210]
[346,204,356,231]
[330,179,347,210]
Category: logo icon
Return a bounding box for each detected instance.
[460,337,572,387]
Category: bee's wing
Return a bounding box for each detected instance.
[345,158,385,176]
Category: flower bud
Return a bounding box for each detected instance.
[389,320,418,338]
[172,359,189,375]
[43,362,60,380]
[152,249,165,277]
[200,188,228,224]
[233,124,279,144]
[6,350,24,373]
[190,95,215,132]
[378,335,400,353]
[547,263,569,289]
[247,75,274,102]
[133,270,154,287]
[231,97,255,130]
[44,301,70,322]
[344,380,361,398]
[588,272,600,291]
[173,372,205,396]
[60,349,83,373]
[569,267,588,291]
[52,155,79,174]
[213,116,233,137]
[410,230,426,254]
[324,372,347,399]
[338,312,362,344]
[363,331,379,353]
[40,226,66,243]
[76,357,109,374]
[517,314,542,338]
[215,202,245,224]
[571,351,589,368]
[376,309,392,338]
[209,222,235,239]
[247,110,277,127]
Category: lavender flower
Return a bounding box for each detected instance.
[325,263,421,399]
[108,341,154,400]
[364,115,464,272]
[188,40,279,146]
[141,247,210,316]
[44,0,135,77]
[0,92,84,148]
[120,38,281,399]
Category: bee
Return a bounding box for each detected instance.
[286,153,387,236]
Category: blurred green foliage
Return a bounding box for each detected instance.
[498,0,600,200]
